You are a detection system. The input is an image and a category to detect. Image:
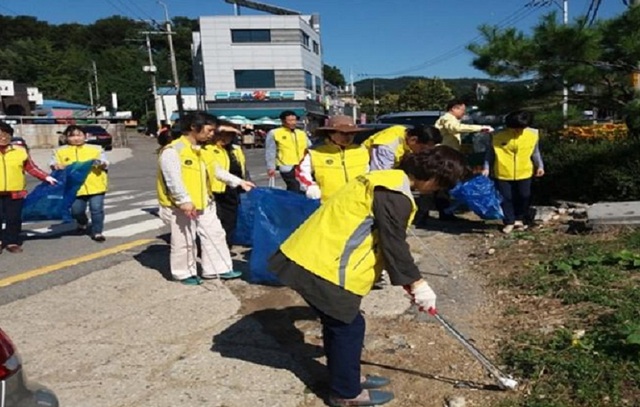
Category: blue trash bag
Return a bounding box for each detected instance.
[232,192,254,246]
[248,188,320,284]
[22,161,95,222]
[447,175,504,220]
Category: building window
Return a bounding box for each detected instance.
[315,76,322,94]
[313,41,319,54]
[231,29,271,43]
[304,71,313,91]
[235,70,275,88]
[301,31,310,48]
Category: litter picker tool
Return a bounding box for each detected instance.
[405,288,518,391]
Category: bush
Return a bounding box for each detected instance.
[534,136,640,203]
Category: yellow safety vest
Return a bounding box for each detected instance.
[492,128,538,181]
[53,144,108,196]
[0,146,28,192]
[308,142,370,201]
[206,144,246,193]
[157,136,210,210]
[280,170,417,296]
[273,127,308,166]
[362,125,409,168]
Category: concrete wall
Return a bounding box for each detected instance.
[11,123,128,149]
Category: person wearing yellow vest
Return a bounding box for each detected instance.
[205,121,250,248]
[482,110,544,234]
[51,125,109,242]
[295,115,369,202]
[269,147,468,407]
[0,121,57,254]
[157,112,255,285]
[363,124,442,170]
[265,110,310,192]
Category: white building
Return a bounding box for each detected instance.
[193,13,326,127]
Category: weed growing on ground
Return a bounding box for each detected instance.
[498,230,640,407]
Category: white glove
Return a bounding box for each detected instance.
[481,126,494,133]
[305,184,322,200]
[412,280,437,312]
[45,176,58,185]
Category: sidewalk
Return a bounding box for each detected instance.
[0,257,313,407]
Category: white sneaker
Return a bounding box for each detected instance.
[514,221,528,230]
[502,225,515,234]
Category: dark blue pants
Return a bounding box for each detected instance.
[311,305,365,399]
[0,196,24,246]
[495,178,532,225]
[279,169,303,194]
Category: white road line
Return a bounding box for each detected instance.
[103,218,166,237]
[103,190,136,197]
[105,199,158,211]
[102,206,158,222]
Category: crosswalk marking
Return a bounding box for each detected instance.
[103,190,136,198]
[104,219,166,238]
[23,190,165,238]
[104,199,158,210]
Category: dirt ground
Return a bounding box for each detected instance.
[226,215,524,407]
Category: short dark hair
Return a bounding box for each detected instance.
[63,125,84,137]
[504,110,533,129]
[446,99,467,112]
[182,111,218,133]
[398,145,470,189]
[279,110,298,121]
[0,120,14,136]
[407,125,442,145]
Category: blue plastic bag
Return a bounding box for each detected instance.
[233,192,254,246]
[447,175,504,220]
[248,188,320,284]
[22,161,94,222]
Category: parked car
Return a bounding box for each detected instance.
[0,327,58,407]
[58,125,113,151]
[376,110,443,127]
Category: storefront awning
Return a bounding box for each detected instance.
[207,108,306,120]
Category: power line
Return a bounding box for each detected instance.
[364,3,544,77]
[0,3,19,14]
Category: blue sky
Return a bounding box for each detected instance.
[0,0,629,80]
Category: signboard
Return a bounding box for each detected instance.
[27,87,43,104]
[0,80,15,96]
[214,90,295,101]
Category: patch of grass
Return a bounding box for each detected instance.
[499,230,640,407]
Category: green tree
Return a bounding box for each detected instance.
[467,7,640,131]
[398,78,453,111]
[323,65,346,87]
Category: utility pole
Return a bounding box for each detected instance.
[88,82,94,114]
[158,0,184,121]
[144,33,162,129]
[372,78,377,118]
[92,60,100,113]
[561,0,569,125]
[633,0,640,94]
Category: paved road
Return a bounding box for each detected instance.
[0,135,273,305]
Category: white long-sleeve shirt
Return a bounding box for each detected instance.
[159,148,243,205]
